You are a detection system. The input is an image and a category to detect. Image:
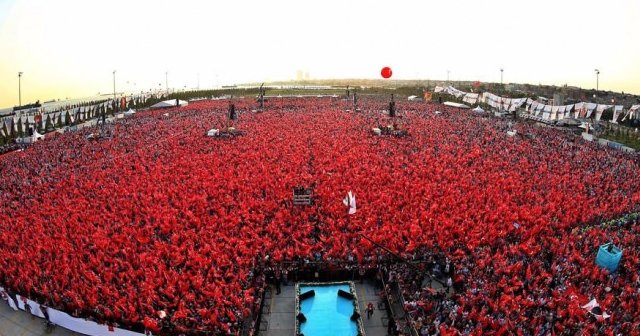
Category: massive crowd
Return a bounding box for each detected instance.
[0,98,639,335]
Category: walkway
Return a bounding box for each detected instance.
[0,301,76,336]
[260,279,388,336]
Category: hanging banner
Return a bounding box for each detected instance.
[611,105,623,123]
[595,104,611,121]
[623,105,640,121]
[585,103,597,119]
[564,105,574,119]
[550,106,559,120]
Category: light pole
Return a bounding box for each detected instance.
[112,70,116,101]
[500,68,504,85]
[165,71,168,93]
[18,72,23,107]
[594,69,600,92]
[446,70,450,84]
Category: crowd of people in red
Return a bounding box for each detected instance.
[0,98,639,335]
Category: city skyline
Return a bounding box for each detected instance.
[1,0,639,108]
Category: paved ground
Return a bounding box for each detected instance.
[260,280,389,336]
[0,302,76,336]
[0,276,431,336]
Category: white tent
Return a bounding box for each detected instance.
[123,109,136,117]
[443,101,470,109]
[15,130,45,144]
[472,106,485,113]
[151,100,188,109]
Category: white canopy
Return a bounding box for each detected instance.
[443,101,470,109]
[472,106,485,113]
[15,130,45,144]
[151,100,188,109]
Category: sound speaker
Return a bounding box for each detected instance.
[297,313,307,323]
[337,289,354,300]
[299,290,315,301]
[350,311,360,321]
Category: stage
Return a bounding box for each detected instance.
[260,280,388,336]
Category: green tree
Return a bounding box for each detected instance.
[45,114,53,131]
[56,113,62,128]
[9,120,15,139]
[64,111,71,126]
[37,117,43,133]
[16,118,23,138]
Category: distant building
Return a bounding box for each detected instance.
[551,93,565,106]
[297,70,303,81]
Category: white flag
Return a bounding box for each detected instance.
[582,298,610,321]
[343,191,357,215]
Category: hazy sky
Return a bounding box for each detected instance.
[1,0,639,107]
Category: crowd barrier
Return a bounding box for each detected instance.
[379,269,419,336]
[1,287,146,336]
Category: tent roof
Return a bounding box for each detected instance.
[151,100,189,109]
[472,106,485,112]
[443,101,470,109]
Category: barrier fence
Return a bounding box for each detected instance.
[1,287,146,336]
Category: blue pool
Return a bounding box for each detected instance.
[298,283,359,336]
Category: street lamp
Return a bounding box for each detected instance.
[446,70,450,83]
[594,69,600,92]
[165,71,168,93]
[112,70,116,101]
[18,72,23,107]
[500,68,504,85]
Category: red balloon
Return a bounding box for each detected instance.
[381,67,392,79]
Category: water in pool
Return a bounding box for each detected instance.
[299,284,359,336]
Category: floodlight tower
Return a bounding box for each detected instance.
[18,72,23,107]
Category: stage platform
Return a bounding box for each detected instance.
[260,279,388,336]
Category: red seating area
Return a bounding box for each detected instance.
[1,99,639,335]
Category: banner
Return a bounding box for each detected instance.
[550,106,559,120]
[0,287,18,311]
[584,103,596,119]
[574,102,584,118]
[3,293,146,336]
[612,105,623,123]
[462,93,479,105]
[625,105,640,121]
[595,104,611,121]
